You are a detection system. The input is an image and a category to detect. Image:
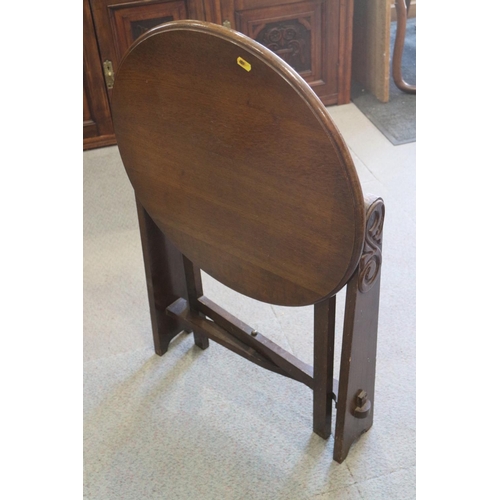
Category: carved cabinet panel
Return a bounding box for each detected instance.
[217,0,352,106]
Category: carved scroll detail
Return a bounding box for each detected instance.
[359,196,385,293]
[255,19,311,73]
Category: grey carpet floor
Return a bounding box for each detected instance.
[351,19,416,145]
[83,103,416,499]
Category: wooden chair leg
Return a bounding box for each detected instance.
[392,0,416,94]
[136,199,190,355]
[334,195,385,463]
[313,295,336,438]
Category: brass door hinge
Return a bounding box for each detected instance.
[103,60,114,89]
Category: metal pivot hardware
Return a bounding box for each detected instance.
[353,389,371,419]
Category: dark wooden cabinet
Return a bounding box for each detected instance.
[83,0,354,150]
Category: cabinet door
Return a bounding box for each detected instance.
[84,0,115,149]
[217,0,352,105]
[90,0,205,98]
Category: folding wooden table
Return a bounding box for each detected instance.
[111,20,385,462]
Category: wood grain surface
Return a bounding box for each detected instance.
[111,20,365,306]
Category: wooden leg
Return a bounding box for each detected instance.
[313,295,336,438]
[392,0,416,94]
[136,198,189,355]
[182,256,209,350]
[334,195,385,463]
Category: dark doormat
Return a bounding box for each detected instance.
[351,18,416,146]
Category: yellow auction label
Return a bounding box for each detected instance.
[237,57,251,72]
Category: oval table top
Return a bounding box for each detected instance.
[111,20,365,306]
